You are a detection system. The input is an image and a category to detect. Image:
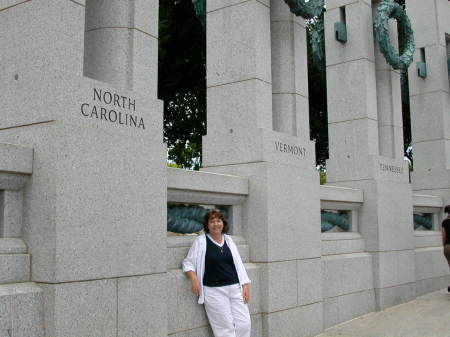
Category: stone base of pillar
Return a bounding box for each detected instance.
[374,283,416,310]
[0,283,44,337]
[203,128,323,337]
[327,155,416,311]
[0,66,167,337]
[41,274,167,337]
[262,302,323,337]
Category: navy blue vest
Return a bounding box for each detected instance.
[203,235,239,287]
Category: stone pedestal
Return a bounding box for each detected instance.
[407,0,450,205]
[0,1,167,336]
[204,1,323,336]
[325,0,415,310]
[204,132,323,337]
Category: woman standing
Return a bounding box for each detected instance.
[182,209,251,337]
[442,206,450,292]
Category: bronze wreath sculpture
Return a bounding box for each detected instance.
[283,0,325,19]
[373,0,415,70]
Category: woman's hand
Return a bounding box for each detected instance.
[186,271,201,296]
[242,283,250,304]
[191,278,201,296]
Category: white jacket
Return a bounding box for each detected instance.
[182,234,251,304]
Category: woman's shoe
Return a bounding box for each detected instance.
[447,286,450,293]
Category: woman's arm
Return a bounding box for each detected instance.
[185,271,201,296]
[242,283,250,304]
[182,237,203,297]
[443,227,446,246]
[182,238,198,272]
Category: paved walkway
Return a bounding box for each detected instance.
[315,289,450,337]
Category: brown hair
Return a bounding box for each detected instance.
[445,205,450,215]
[442,218,450,228]
[203,209,229,234]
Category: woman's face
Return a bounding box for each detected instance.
[207,216,224,236]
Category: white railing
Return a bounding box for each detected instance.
[167,168,447,255]
[320,185,364,255]
[320,184,363,233]
[166,168,250,269]
[168,167,248,205]
[167,167,248,234]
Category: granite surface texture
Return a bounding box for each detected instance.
[1,0,450,336]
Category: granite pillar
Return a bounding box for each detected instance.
[407,0,450,205]
[206,0,272,136]
[84,0,158,96]
[325,0,415,310]
[0,1,167,336]
[271,0,309,138]
[203,1,323,336]
[0,0,85,75]
[373,5,403,159]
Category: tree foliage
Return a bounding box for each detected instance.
[307,16,328,169]
[158,0,206,169]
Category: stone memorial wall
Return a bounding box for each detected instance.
[0,0,449,336]
[0,1,167,336]
[326,0,416,314]
[407,0,450,297]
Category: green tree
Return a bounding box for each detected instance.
[307,16,328,169]
[158,0,206,169]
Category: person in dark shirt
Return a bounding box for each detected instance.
[183,209,251,337]
[442,205,450,292]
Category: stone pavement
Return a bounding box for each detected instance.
[315,289,450,337]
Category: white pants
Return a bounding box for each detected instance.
[203,284,251,337]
